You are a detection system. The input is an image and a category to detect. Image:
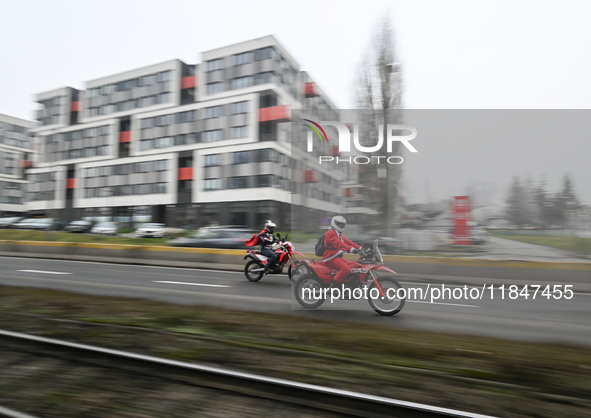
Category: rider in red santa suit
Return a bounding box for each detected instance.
[322,216,361,285]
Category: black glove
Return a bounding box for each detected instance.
[351,248,360,254]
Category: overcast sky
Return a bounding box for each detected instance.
[1,0,589,204]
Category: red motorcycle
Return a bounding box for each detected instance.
[293,240,405,316]
[244,233,305,282]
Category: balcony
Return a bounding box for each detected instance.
[259,105,291,122]
[304,82,319,98]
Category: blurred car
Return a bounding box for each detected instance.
[169,227,257,249]
[64,220,94,233]
[348,233,401,255]
[135,223,166,238]
[470,227,488,245]
[12,218,61,231]
[0,216,23,229]
[90,222,118,236]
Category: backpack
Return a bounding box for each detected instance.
[314,231,328,257]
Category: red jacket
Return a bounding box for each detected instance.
[322,228,361,261]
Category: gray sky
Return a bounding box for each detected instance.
[1,0,590,203]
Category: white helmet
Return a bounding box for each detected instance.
[331,215,346,233]
[265,220,276,233]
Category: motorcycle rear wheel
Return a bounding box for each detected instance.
[294,274,326,309]
[244,260,264,282]
[367,276,405,316]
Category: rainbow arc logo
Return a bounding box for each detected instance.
[302,119,329,144]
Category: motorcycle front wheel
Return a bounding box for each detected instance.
[244,260,264,282]
[294,274,326,309]
[367,276,405,316]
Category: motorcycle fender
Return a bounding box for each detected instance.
[245,253,262,262]
[371,265,397,275]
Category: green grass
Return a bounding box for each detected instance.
[491,233,591,255]
[0,229,170,246]
[1,285,590,417]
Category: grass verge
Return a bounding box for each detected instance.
[0,285,590,417]
[0,229,170,246]
[491,234,591,255]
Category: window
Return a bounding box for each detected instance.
[257,175,276,188]
[258,148,279,162]
[156,114,172,126]
[255,47,276,61]
[232,151,249,164]
[154,136,173,148]
[100,84,116,95]
[229,176,249,189]
[139,139,153,151]
[204,106,222,119]
[255,72,275,85]
[206,82,222,95]
[147,115,159,127]
[206,59,223,72]
[87,88,100,98]
[139,96,157,108]
[5,182,20,190]
[118,79,136,91]
[135,161,152,173]
[99,125,110,135]
[230,101,248,114]
[84,167,96,178]
[157,70,172,82]
[230,76,253,90]
[204,154,220,167]
[204,179,221,191]
[154,182,167,194]
[139,74,156,86]
[157,92,170,104]
[98,145,109,156]
[178,179,192,192]
[178,110,196,123]
[230,126,248,139]
[88,107,99,117]
[154,160,168,171]
[98,166,111,176]
[233,51,253,65]
[202,130,222,143]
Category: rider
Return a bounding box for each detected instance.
[258,220,280,273]
[322,216,361,286]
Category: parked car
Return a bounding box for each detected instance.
[470,227,488,245]
[169,227,257,249]
[348,233,401,255]
[12,218,61,231]
[64,220,94,233]
[0,217,23,229]
[135,223,166,238]
[90,222,118,236]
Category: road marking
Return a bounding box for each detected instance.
[154,280,231,288]
[407,300,480,308]
[18,270,72,275]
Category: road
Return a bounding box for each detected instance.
[2,256,590,346]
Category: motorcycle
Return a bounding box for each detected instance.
[293,240,405,316]
[243,233,306,282]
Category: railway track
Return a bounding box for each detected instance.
[0,329,495,418]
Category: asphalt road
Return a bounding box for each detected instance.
[1,256,590,346]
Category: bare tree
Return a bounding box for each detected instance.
[354,17,404,236]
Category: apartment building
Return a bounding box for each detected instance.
[27,35,344,230]
[0,113,35,217]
